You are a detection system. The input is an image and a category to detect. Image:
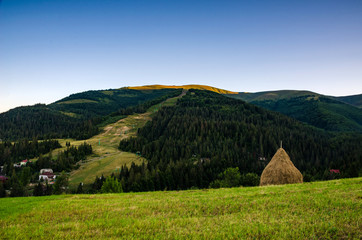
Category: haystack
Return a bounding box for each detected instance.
[260,148,303,186]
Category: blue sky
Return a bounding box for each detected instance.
[0,0,361,113]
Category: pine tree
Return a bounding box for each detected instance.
[33,183,44,196]
[53,171,69,194]
[0,182,6,198]
[76,182,84,194]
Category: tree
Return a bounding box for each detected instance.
[241,173,260,186]
[33,183,44,196]
[0,182,6,198]
[101,176,122,193]
[20,167,31,187]
[76,182,84,194]
[53,171,69,194]
[44,182,53,195]
[209,167,242,188]
[10,170,25,197]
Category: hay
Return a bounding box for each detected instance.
[260,148,303,186]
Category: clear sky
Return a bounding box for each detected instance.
[0,0,361,113]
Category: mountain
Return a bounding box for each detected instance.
[227,90,362,133]
[1,85,361,141]
[0,88,180,141]
[334,94,362,108]
[51,88,180,118]
[126,84,238,94]
[119,89,361,191]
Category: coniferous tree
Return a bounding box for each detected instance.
[0,182,6,198]
[53,171,69,195]
[76,182,84,194]
[33,183,44,196]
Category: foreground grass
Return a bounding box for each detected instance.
[0,178,361,239]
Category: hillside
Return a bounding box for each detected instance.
[228,90,319,102]
[0,88,179,141]
[66,90,186,186]
[227,90,362,133]
[0,178,360,239]
[119,90,361,191]
[51,88,178,118]
[126,84,238,94]
[335,94,362,108]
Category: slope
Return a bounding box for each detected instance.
[0,88,179,141]
[0,178,360,239]
[227,90,362,133]
[335,94,362,108]
[51,88,178,118]
[119,89,362,191]
[67,90,186,186]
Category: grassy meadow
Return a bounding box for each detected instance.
[1,178,361,239]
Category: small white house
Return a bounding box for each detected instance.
[39,172,56,181]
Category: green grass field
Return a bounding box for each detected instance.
[1,178,361,239]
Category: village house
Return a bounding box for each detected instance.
[39,169,56,182]
[13,163,21,168]
[13,159,31,168]
[40,169,53,174]
[20,160,29,166]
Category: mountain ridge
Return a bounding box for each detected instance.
[125,84,238,94]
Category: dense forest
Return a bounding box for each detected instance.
[118,90,362,191]
[228,92,362,133]
[0,105,99,140]
[0,139,61,167]
[0,89,181,141]
[251,96,362,133]
[51,88,179,118]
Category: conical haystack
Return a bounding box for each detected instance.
[260,148,303,186]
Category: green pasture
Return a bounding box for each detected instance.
[0,178,360,239]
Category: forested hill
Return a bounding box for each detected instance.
[0,88,180,141]
[227,91,362,133]
[119,90,361,191]
[335,94,362,108]
[51,88,178,118]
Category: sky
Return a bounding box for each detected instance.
[0,0,361,113]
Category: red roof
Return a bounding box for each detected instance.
[330,169,340,174]
[40,172,55,176]
[21,160,28,163]
[0,176,8,181]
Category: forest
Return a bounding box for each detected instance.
[0,89,181,141]
[118,90,362,192]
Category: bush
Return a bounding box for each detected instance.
[209,167,242,188]
[241,173,260,186]
[101,176,123,193]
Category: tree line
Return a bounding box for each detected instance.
[0,142,93,197]
[118,90,362,191]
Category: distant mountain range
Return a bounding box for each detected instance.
[227,90,362,133]
[0,85,361,141]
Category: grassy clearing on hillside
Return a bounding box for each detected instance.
[69,152,143,186]
[0,178,360,239]
[59,92,184,187]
